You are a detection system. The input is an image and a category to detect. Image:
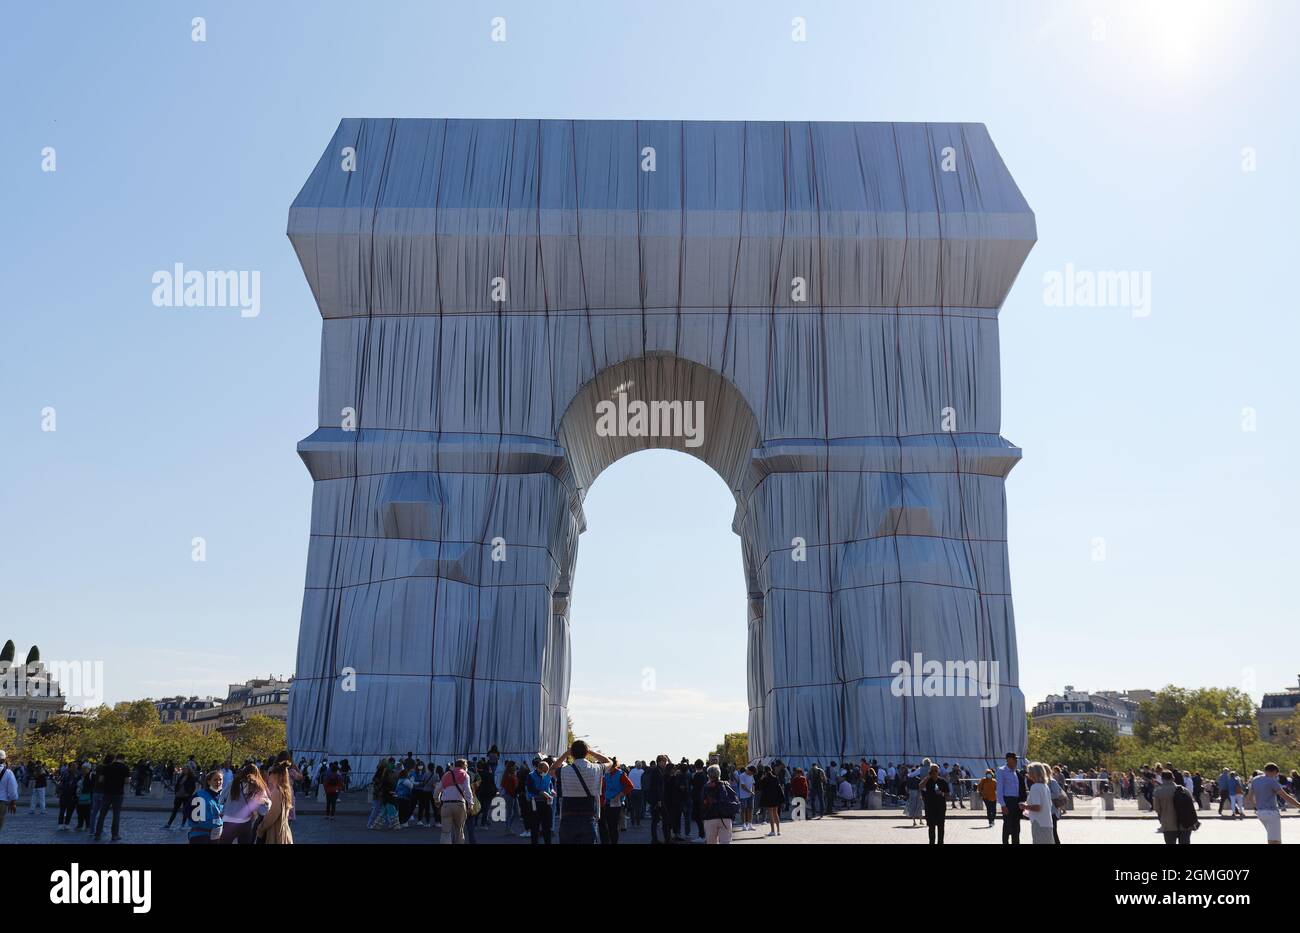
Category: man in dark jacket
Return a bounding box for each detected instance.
[690,759,708,839]
[642,756,666,843]
[92,753,131,841]
[667,761,689,840]
[1152,769,1199,844]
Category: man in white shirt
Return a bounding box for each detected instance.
[628,762,645,826]
[0,750,19,833]
[738,766,755,829]
[551,740,610,844]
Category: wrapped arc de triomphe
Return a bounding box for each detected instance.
[285,119,1035,773]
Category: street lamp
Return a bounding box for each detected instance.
[1225,720,1250,776]
[222,710,244,760]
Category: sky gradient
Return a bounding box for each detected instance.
[3,0,1296,760]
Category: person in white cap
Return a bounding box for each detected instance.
[0,750,19,833]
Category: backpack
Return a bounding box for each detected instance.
[707,781,739,820]
[1172,786,1199,830]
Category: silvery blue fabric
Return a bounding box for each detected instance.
[287,119,1035,773]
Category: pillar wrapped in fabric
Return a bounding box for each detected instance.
[286,119,1035,774]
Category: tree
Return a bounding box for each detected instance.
[1179,707,1230,746]
[231,715,286,763]
[711,732,749,769]
[20,704,228,769]
[0,719,17,755]
[1027,718,1117,769]
[21,714,82,765]
[119,699,162,728]
[1134,686,1255,744]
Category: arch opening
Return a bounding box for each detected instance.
[565,449,749,759]
[554,355,764,760]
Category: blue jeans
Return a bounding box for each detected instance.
[93,793,124,839]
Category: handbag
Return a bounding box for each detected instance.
[451,773,481,816]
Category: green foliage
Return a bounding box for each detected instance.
[0,719,17,754]
[19,701,231,768]
[231,715,286,762]
[1030,686,1298,775]
[1027,717,1118,769]
[1133,686,1255,744]
[1105,734,1296,776]
[711,732,749,769]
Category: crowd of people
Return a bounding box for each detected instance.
[0,748,300,843]
[1,742,1296,845]
[343,742,753,844]
[962,752,1300,846]
[282,744,1300,846]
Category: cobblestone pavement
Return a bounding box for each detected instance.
[2,803,1293,845]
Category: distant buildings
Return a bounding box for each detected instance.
[153,695,219,723]
[190,704,225,736]
[1257,675,1300,741]
[1093,689,1152,736]
[1031,686,1151,736]
[188,676,292,738]
[0,641,68,744]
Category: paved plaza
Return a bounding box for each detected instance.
[3,797,1294,845]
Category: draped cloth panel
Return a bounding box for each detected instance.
[287,119,1035,773]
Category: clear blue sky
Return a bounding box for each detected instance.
[3,1,1296,761]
